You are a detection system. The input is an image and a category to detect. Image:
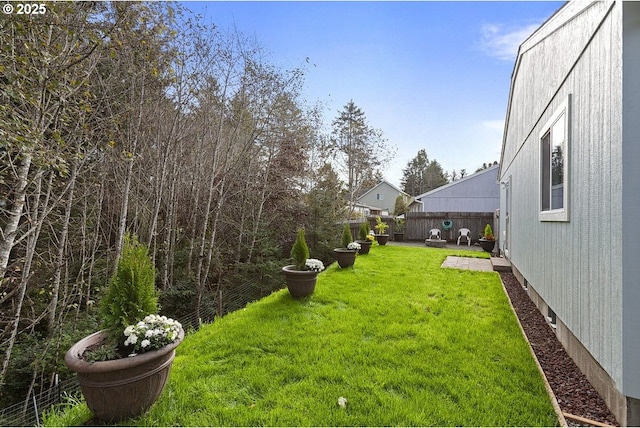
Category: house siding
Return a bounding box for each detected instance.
[413,166,499,213]
[622,0,640,400]
[357,181,407,214]
[500,0,635,411]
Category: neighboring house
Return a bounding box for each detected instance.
[409,165,499,213]
[356,180,411,216]
[498,2,640,425]
[352,202,383,218]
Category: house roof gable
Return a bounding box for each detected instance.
[357,180,409,200]
[414,164,499,199]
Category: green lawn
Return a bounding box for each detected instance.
[47,245,558,426]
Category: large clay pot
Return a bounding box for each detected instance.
[64,327,184,422]
[375,234,389,245]
[356,240,372,255]
[282,265,318,298]
[333,248,357,268]
[479,238,496,253]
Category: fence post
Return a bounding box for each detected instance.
[54,373,60,406]
[32,393,39,427]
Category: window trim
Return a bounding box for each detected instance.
[539,95,571,222]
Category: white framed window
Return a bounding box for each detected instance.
[539,95,570,222]
[376,193,383,201]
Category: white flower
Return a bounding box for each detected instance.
[305,258,325,272]
[338,397,348,408]
[125,334,138,346]
[122,315,182,355]
[347,242,361,250]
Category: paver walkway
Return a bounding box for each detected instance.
[441,256,493,272]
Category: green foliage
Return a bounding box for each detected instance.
[395,217,405,232]
[73,246,554,427]
[83,341,120,363]
[401,149,448,195]
[327,101,392,210]
[374,216,388,234]
[475,161,499,173]
[393,194,408,216]
[341,223,353,248]
[100,234,158,343]
[306,163,346,265]
[0,308,101,409]
[159,278,212,322]
[42,394,92,427]
[358,221,369,240]
[484,224,495,240]
[290,228,310,270]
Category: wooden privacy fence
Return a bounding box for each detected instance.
[342,213,497,244]
[343,216,400,240]
[406,212,496,243]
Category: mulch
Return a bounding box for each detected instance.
[500,272,619,427]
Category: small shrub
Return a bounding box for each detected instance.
[341,224,353,248]
[100,233,158,346]
[290,228,310,270]
[358,222,369,240]
[374,216,388,234]
[484,224,495,240]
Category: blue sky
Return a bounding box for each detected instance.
[182,1,564,188]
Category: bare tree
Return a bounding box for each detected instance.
[0,2,103,387]
[326,101,392,218]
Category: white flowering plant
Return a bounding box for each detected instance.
[124,314,182,355]
[338,396,348,408]
[305,258,325,272]
[347,241,361,251]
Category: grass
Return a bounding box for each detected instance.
[45,245,558,426]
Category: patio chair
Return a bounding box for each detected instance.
[428,228,441,240]
[457,228,471,246]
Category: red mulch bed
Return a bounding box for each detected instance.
[500,272,619,427]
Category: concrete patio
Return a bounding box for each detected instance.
[387,240,512,272]
[441,256,493,272]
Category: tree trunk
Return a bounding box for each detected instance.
[0,152,32,280]
[0,169,51,387]
[47,161,78,333]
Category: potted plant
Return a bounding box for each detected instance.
[356,221,374,255]
[282,228,325,298]
[333,224,360,268]
[64,234,184,423]
[374,216,389,245]
[393,217,405,242]
[479,223,496,253]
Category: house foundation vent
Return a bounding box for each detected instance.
[547,307,557,330]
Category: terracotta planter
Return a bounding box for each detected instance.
[356,240,372,255]
[479,238,496,253]
[333,248,357,268]
[375,234,389,245]
[64,327,184,422]
[282,265,318,298]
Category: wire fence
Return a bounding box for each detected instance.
[0,275,274,427]
[0,376,81,427]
